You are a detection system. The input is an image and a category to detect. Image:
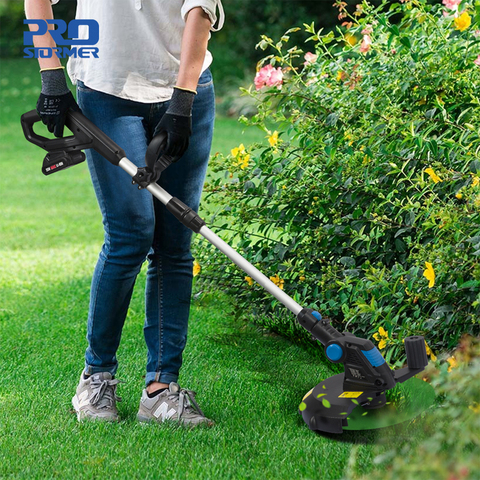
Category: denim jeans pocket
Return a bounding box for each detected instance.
[197,68,213,88]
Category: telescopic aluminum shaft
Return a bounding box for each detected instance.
[118,157,304,316]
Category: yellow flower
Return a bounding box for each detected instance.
[423,261,435,288]
[425,341,437,361]
[231,144,246,157]
[270,274,285,290]
[336,71,345,81]
[469,402,480,414]
[299,275,306,282]
[308,210,314,215]
[447,355,458,372]
[373,326,389,350]
[231,143,251,170]
[472,176,480,187]
[345,33,357,46]
[425,167,442,184]
[267,131,279,148]
[456,192,463,199]
[245,276,254,286]
[193,260,201,277]
[454,11,471,32]
[239,154,251,170]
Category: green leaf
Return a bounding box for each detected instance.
[325,113,339,127]
[400,36,411,49]
[285,27,301,34]
[377,14,388,27]
[321,31,335,45]
[459,280,480,289]
[469,160,480,174]
[389,25,400,36]
[243,181,255,193]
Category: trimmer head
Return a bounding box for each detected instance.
[296,309,432,434]
[300,373,386,434]
[300,374,435,434]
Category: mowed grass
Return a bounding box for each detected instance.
[0,59,401,479]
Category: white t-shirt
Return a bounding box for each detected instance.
[52,0,224,103]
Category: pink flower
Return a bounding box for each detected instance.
[359,34,372,53]
[254,65,272,90]
[442,0,461,10]
[474,30,480,38]
[254,64,283,90]
[267,67,283,88]
[474,55,480,66]
[361,24,373,35]
[304,52,318,65]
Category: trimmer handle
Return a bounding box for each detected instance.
[21,109,79,152]
[21,110,126,175]
[22,109,177,184]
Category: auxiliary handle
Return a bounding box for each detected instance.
[132,131,179,189]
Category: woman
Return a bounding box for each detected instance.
[25,0,224,426]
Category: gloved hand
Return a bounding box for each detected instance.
[153,86,196,158]
[36,67,81,138]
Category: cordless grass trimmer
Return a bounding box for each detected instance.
[21,109,430,434]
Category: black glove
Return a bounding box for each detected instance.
[154,87,196,158]
[36,67,81,138]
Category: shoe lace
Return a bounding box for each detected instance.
[89,377,122,409]
[167,388,205,420]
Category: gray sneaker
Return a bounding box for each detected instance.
[72,371,121,422]
[137,382,213,427]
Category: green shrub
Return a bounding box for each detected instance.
[195,0,480,363]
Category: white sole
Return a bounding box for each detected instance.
[72,394,118,422]
[72,394,82,422]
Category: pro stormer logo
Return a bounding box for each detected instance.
[24,19,99,59]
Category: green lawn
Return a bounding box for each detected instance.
[0,59,409,479]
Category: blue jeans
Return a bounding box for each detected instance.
[76,69,215,386]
